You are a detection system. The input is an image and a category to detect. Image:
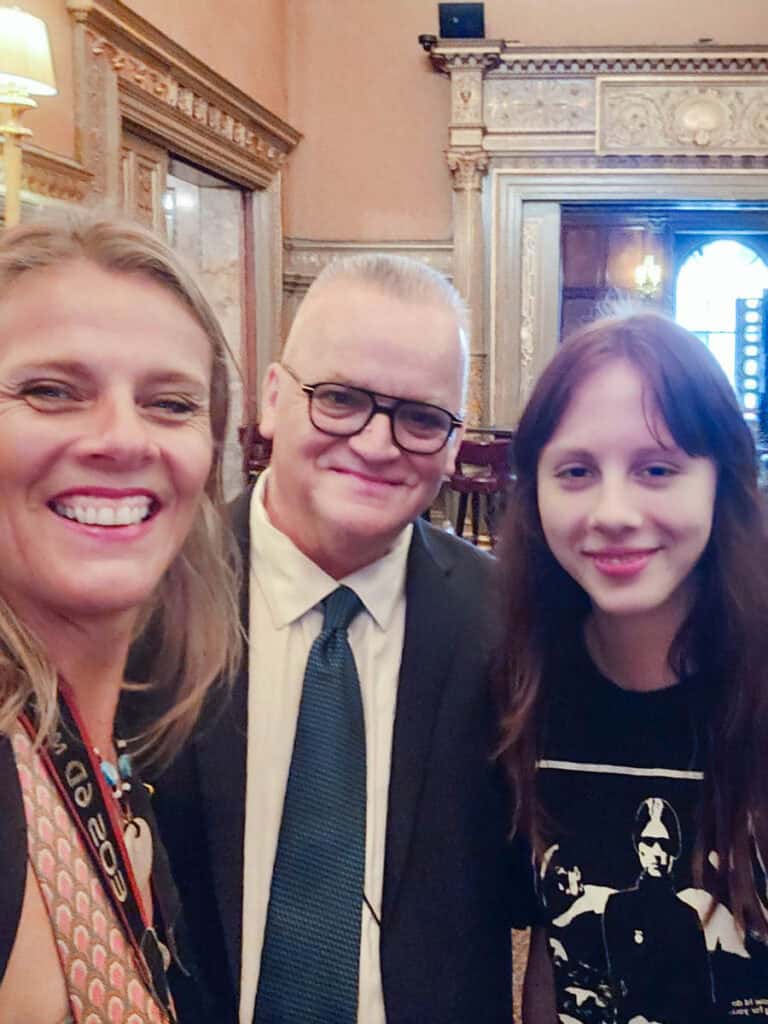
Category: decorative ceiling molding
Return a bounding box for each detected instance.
[67,0,300,197]
[494,47,768,78]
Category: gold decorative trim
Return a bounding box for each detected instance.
[22,145,92,203]
[67,0,300,196]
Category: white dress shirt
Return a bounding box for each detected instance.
[239,471,411,1024]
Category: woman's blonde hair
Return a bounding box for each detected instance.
[0,211,242,764]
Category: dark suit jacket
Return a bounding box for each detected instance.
[153,490,516,1023]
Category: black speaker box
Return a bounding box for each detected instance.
[438,3,485,39]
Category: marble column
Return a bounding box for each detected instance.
[448,148,489,425]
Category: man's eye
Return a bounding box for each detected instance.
[315,386,367,415]
[150,396,202,416]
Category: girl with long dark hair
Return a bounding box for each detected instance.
[498,313,768,1022]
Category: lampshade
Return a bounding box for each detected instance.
[0,6,57,97]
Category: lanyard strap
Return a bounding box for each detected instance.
[20,682,176,1022]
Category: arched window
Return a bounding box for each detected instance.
[676,239,768,393]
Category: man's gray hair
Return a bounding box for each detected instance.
[306,253,469,340]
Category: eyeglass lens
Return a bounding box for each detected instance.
[310,383,453,453]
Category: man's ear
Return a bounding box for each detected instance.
[259,363,281,439]
[443,422,465,478]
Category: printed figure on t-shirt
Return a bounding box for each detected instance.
[602,797,714,1024]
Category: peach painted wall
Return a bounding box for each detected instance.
[284,0,453,241]
[482,0,767,47]
[283,0,768,242]
[122,0,288,120]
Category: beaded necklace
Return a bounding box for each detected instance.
[93,737,154,901]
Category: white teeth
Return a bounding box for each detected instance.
[52,497,153,527]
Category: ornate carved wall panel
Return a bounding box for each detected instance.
[597,78,768,156]
[485,79,596,134]
[426,41,768,423]
[121,129,167,230]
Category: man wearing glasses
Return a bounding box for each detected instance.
[157,255,516,1023]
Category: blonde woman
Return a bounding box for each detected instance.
[0,214,241,1024]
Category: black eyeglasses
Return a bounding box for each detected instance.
[281,364,463,455]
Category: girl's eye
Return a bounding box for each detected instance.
[641,464,677,479]
[556,465,591,480]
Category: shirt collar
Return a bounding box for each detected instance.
[250,470,412,631]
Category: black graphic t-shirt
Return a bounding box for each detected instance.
[532,638,768,1023]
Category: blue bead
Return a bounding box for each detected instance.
[117,753,133,780]
[100,760,119,787]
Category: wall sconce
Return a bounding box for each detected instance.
[0,6,57,228]
[634,253,662,300]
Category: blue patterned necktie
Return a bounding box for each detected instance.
[254,585,366,1024]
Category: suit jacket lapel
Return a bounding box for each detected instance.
[195,486,252,992]
[383,520,459,917]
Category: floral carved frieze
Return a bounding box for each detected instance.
[485,78,595,133]
[598,78,768,155]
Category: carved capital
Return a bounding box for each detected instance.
[447,149,489,190]
[66,0,94,23]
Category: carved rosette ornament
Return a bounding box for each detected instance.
[447,150,489,191]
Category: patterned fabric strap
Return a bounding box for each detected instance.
[11,725,167,1024]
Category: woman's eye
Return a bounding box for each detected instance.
[19,381,77,404]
